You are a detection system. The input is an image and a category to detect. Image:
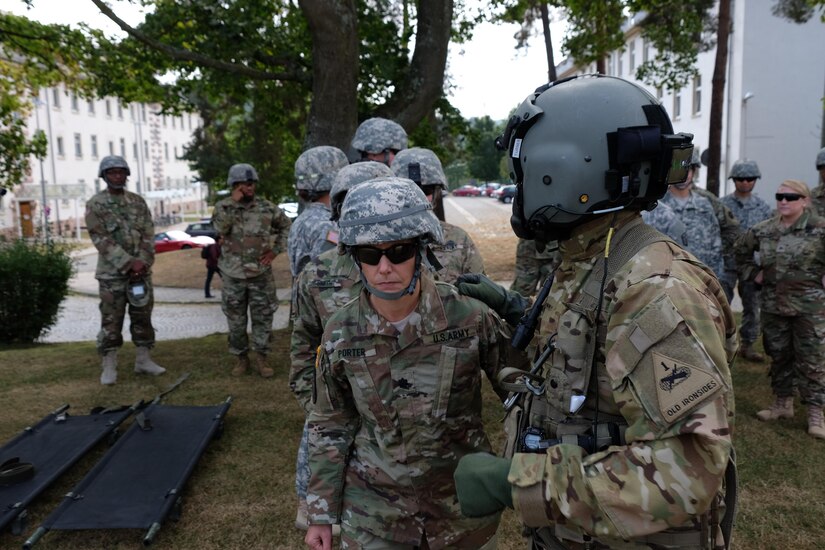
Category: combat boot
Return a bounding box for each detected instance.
[100,351,118,386]
[231,354,250,376]
[756,396,794,421]
[134,347,166,376]
[740,342,765,362]
[808,407,825,440]
[254,353,274,378]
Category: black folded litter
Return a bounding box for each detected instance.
[25,397,231,547]
[0,403,137,535]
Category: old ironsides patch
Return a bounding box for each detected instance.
[652,351,722,424]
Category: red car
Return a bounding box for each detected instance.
[154,230,215,253]
[451,185,482,197]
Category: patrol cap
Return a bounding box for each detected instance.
[98,155,130,177]
[729,159,761,179]
[816,147,825,169]
[351,118,408,154]
[227,163,259,186]
[338,177,443,247]
[390,147,448,190]
[329,162,394,222]
[294,146,350,193]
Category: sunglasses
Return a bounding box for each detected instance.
[353,243,418,266]
[775,193,804,202]
[733,178,756,183]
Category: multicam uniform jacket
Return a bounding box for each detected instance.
[734,211,825,317]
[306,275,509,548]
[508,212,737,548]
[211,196,291,279]
[85,190,154,279]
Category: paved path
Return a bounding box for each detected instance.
[41,247,291,344]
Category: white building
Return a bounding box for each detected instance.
[1,85,204,239]
[557,1,825,201]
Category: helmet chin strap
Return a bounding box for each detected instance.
[358,249,422,301]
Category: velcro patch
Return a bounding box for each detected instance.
[428,326,477,344]
[326,230,339,244]
[652,351,723,424]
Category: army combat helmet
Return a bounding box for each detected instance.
[338,177,443,300]
[294,146,349,201]
[98,155,130,189]
[817,147,825,170]
[126,277,150,307]
[329,161,394,222]
[728,159,761,180]
[351,118,408,163]
[390,148,448,192]
[227,163,259,185]
[498,74,693,242]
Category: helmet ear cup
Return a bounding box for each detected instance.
[509,184,535,240]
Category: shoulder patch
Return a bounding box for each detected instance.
[326,230,339,244]
[652,351,723,424]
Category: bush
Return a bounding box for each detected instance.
[0,238,74,344]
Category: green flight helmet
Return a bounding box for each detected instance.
[294,146,350,195]
[227,163,259,186]
[390,147,448,191]
[329,162,394,222]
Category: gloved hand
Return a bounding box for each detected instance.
[456,273,528,326]
[454,452,513,517]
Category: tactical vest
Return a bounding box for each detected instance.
[498,220,736,550]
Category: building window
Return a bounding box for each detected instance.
[108,140,114,156]
[642,38,650,63]
[91,135,98,158]
[174,145,178,159]
[144,140,149,157]
[164,143,169,161]
[56,136,64,157]
[133,142,138,159]
[163,115,167,128]
[52,88,61,108]
[141,104,147,122]
[74,133,82,157]
[119,138,126,157]
[692,75,702,115]
[172,116,176,129]
[117,102,124,119]
[673,88,682,119]
[629,40,636,73]
[71,93,79,112]
[188,114,192,130]
[656,87,664,101]
[88,100,95,114]
[617,51,623,76]
[105,99,112,117]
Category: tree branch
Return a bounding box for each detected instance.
[88,0,307,83]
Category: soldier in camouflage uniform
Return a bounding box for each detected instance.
[288,146,350,278]
[660,154,728,286]
[304,178,509,550]
[390,147,485,279]
[811,147,825,217]
[687,152,741,302]
[510,238,561,296]
[290,161,393,532]
[721,159,773,361]
[454,76,737,549]
[640,200,688,246]
[350,117,408,166]
[85,155,166,385]
[735,179,825,439]
[212,163,291,378]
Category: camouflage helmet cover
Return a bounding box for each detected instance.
[816,147,825,169]
[338,177,443,247]
[98,155,131,177]
[294,146,350,192]
[351,117,408,154]
[329,161,394,221]
[227,163,259,186]
[728,159,761,179]
[390,147,448,190]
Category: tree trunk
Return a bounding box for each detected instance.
[377,0,454,132]
[299,0,360,150]
[707,0,731,196]
[541,3,557,82]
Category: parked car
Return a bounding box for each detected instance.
[154,230,215,253]
[490,186,505,200]
[451,185,482,197]
[278,202,299,219]
[479,183,502,197]
[184,220,218,239]
[497,184,517,204]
